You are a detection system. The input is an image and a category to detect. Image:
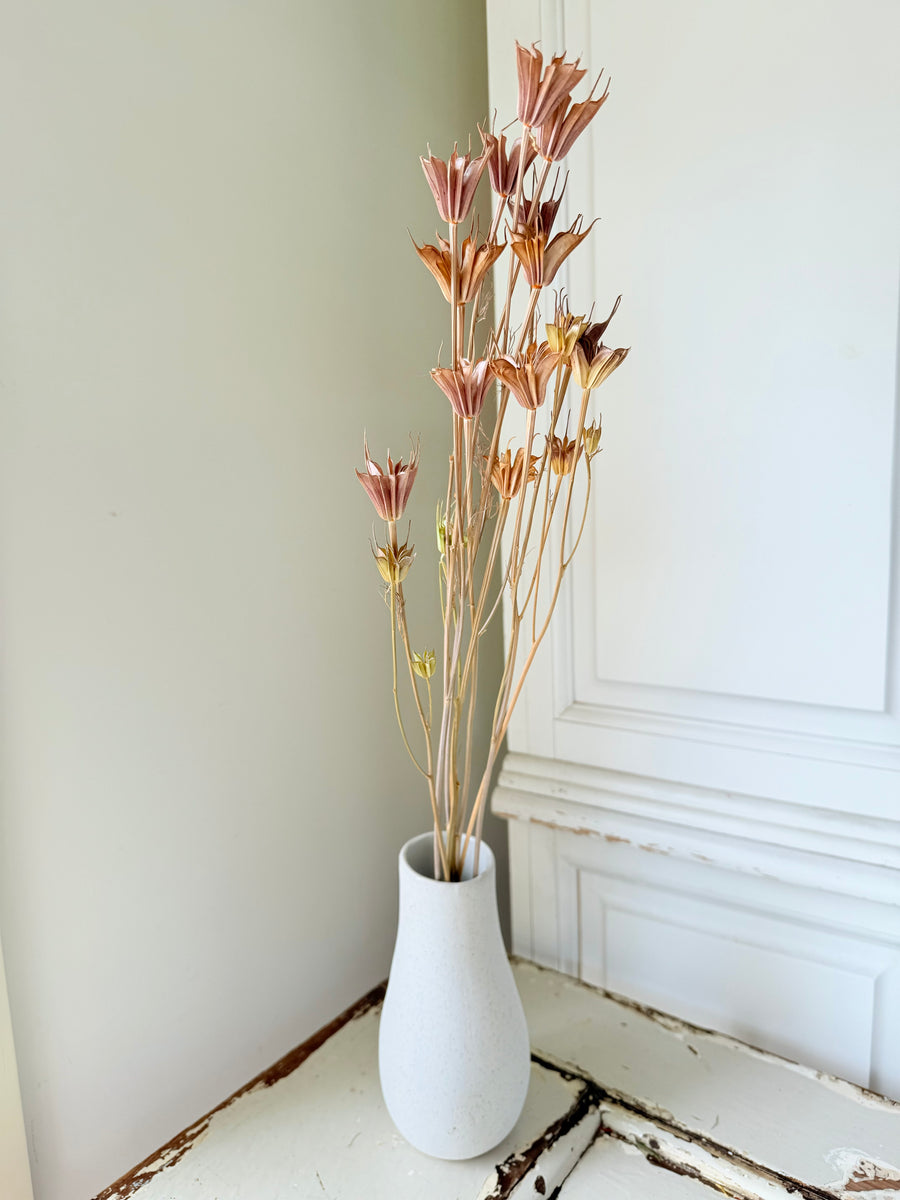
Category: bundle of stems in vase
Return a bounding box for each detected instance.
[357,43,629,881]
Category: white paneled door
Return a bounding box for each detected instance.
[487,0,900,1095]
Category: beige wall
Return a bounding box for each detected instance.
[0,4,499,1196]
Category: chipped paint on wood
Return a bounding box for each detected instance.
[534,1048,839,1200]
[92,983,386,1200]
[511,816,679,858]
[95,962,900,1198]
[476,1058,602,1198]
[515,955,900,1109]
[516,961,900,1196]
[827,1151,900,1197]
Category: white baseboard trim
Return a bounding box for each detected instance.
[493,752,900,906]
[493,752,900,1096]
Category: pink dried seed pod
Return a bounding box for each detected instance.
[356,440,419,522]
[421,144,491,225]
[431,359,494,421]
[515,43,587,130]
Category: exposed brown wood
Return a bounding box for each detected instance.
[92,981,387,1200]
[532,1051,848,1200]
[481,1056,603,1199]
[91,959,900,1199]
[843,1163,900,1193]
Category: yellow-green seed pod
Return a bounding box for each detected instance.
[372,540,415,585]
[582,421,602,458]
[546,312,587,358]
[412,649,436,679]
[436,504,448,556]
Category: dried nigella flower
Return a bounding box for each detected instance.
[582,420,602,457]
[413,233,504,305]
[513,170,567,234]
[372,539,416,585]
[571,341,629,390]
[421,144,491,225]
[491,342,561,410]
[509,216,594,289]
[516,43,586,130]
[356,440,419,522]
[533,76,610,162]
[479,126,537,198]
[413,239,454,302]
[456,231,505,302]
[549,433,582,476]
[431,358,494,421]
[490,447,539,500]
[546,296,588,358]
[571,299,627,388]
[585,295,622,344]
[412,649,436,679]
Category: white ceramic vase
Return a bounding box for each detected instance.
[378,831,531,1159]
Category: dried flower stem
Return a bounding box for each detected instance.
[358,44,628,880]
[388,586,427,779]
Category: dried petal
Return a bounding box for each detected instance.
[412,649,436,679]
[507,224,545,290]
[541,217,595,286]
[457,232,505,303]
[356,439,419,522]
[413,239,453,303]
[582,420,602,457]
[571,342,629,390]
[517,172,567,234]
[372,539,416,585]
[546,304,588,358]
[509,216,594,288]
[413,233,503,305]
[480,126,537,197]
[516,43,586,129]
[533,76,610,162]
[421,144,490,225]
[431,358,494,420]
[490,446,539,500]
[577,296,622,359]
[549,433,582,476]
[491,342,561,410]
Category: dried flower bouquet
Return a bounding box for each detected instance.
[357,43,629,881]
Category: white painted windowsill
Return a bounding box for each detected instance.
[94,960,900,1199]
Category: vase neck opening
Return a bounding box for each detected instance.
[401,832,494,883]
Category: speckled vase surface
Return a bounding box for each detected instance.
[378,831,531,1159]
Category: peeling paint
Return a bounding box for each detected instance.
[92,983,387,1200]
[513,959,900,1113]
[827,1151,900,1197]
[97,962,900,1199]
[476,1057,602,1199]
[845,1174,900,1195]
[534,1048,861,1200]
[529,816,599,838]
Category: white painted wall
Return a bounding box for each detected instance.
[0,4,499,1197]
[488,0,900,1095]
